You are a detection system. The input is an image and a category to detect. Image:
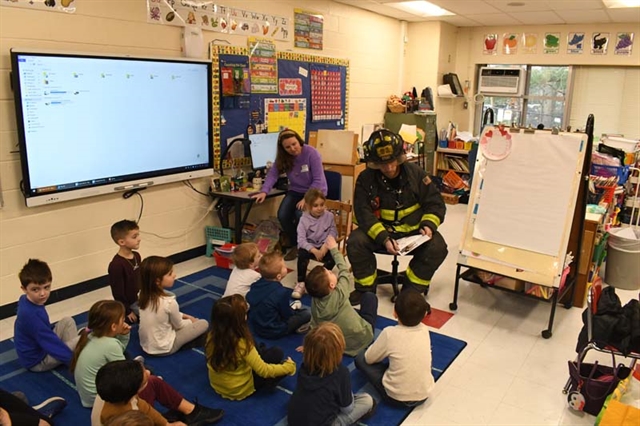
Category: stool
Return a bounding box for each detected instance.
[376,252,404,303]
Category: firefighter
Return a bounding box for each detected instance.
[347,129,448,306]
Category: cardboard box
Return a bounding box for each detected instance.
[494,277,525,292]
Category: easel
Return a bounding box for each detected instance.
[450,115,595,339]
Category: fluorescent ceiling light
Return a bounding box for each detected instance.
[603,0,640,7]
[388,1,455,17]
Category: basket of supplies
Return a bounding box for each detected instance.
[387,95,406,113]
[205,226,232,257]
[213,243,237,269]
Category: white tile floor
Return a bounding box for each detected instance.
[1,203,637,425]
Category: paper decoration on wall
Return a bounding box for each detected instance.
[614,32,634,56]
[522,33,538,54]
[480,126,513,161]
[544,33,560,54]
[567,32,585,54]
[265,98,307,137]
[502,33,519,55]
[483,34,498,55]
[294,9,324,50]
[311,64,343,122]
[248,37,277,94]
[0,0,76,13]
[591,32,609,55]
[279,78,303,96]
[146,1,290,41]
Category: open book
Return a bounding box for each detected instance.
[396,234,432,256]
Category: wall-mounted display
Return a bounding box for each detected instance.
[544,33,560,54]
[294,9,324,50]
[591,32,609,55]
[614,32,634,56]
[567,33,585,54]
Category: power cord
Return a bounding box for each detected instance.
[183,180,210,197]
[141,200,216,240]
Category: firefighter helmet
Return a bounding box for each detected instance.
[363,129,405,167]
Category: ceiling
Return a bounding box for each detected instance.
[333,0,640,26]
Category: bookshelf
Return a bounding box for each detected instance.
[435,148,470,175]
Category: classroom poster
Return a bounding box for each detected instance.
[0,0,76,12]
[310,64,343,122]
[265,98,306,137]
[483,34,498,55]
[521,33,538,54]
[279,78,303,96]
[567,32,585,54]
[146,1,290,40]
[294,9,324,50]
[502,33,519,55]
[248,37,277,94]
[614,32,634,55]
[543,33,560,54]
[591,32,609,55]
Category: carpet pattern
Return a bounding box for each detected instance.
[0,266,466,426]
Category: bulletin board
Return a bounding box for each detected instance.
[457,127,588,288]
[211,44,349,169]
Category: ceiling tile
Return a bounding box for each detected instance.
[555,9,614,24]
[423,0,502,15]
[440,15,486,26]
[467,12,522,25]
[545,0,604,11]
[485,0,551,13]
[508,11,565,25]
[605,8,640,23]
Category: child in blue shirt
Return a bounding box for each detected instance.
[14,259,80,371]
[245,251,311,339]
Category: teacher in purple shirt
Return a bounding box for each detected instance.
[251,129,327,261]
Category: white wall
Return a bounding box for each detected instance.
[0,0,402,307]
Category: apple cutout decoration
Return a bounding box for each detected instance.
[484,34,498,53]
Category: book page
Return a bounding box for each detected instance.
[396,234,431,256]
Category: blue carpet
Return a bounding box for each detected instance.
[0,266,466,426]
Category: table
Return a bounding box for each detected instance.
[210,189,285,243]
[322,162,366,201]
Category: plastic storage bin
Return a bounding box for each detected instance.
[213,243,237,269]
[205,226,232,257]
[604,227,640,290]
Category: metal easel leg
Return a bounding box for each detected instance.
[450,264,462,311]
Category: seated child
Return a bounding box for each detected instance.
[205,295,296,400]
[245,251,311,338]
[288,322,375,426]
[14,259,80,371]
[104,410,154,426]
[222,242,261,298]
[0,388,67,426]
[293,188,337,299]
[138,256,208,355]
[305,236,377,356]
[355,289,433,407]
[95,360,183,426]
[108,219,142,324]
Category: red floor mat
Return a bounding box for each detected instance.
[422,307,454,329]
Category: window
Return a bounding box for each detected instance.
[477,65,571,132]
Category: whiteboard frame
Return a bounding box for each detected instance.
[457,128,588,288]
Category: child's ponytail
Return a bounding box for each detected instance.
[70,300,125,372]
[206,294,254,371]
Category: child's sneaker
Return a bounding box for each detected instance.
[184,401,224,426]
[133,355,145,364]
[295,322,311,334]
[290,300,302,310]
[292,282,306,299]
[33,396,67,418]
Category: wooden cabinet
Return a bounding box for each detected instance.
[384,112,437,175]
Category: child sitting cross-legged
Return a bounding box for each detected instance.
[355,289,434,407]
[14,259,80,372]
[305,236,378,356]
[138,256,209,355]
[288,322,376,426]
[95,360,184,426]
[245,251,311,338]
[205,295,296,400]
[292,188,337,299]
[222,242,262,298]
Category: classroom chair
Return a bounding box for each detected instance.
[324,170,342,201]
[325,199,352,256]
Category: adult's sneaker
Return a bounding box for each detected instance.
[284,246,298,261]
[184,402,224,426]
[33,397,67,418]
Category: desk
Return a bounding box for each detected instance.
[210,189,285,243]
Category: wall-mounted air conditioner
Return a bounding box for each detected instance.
[478,67,524,96]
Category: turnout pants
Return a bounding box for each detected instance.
[347,228,448,292]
